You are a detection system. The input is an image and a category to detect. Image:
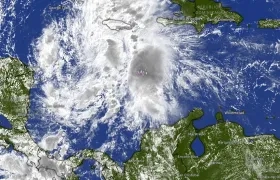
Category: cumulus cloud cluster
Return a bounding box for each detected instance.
[30,0,244,140]
[31,0,178,131]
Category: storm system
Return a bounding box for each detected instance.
[0,0,278,179]
[31,0,179,131]
[30,0,242,146]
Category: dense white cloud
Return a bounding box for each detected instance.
[31,0,179,130]
[30,0,244,146]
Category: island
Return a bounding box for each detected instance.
[102,18,134,31]
[215,111,224,123]
[157,0,243,33]
[71,109,280,179]
[258,19,280,29]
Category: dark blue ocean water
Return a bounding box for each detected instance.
[74,159,100,179]
[185,0,280,162]
[0,114,12,130]
[0,0,279,179]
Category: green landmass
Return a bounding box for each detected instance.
[2,57,280,180]
[215,111,224,123]
[258,19,280,29]
[0,57,35,151]
[0,57,49,155]
[0,57,77,178]
[71,109,280,179]
[157,0,243,33]
[0,57,33,132]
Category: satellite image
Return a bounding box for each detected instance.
[0,0,280,179]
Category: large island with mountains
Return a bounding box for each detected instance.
[157,0,243,33]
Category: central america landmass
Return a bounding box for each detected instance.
[1,56,280,179]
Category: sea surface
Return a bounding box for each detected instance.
[0,0,279,179]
